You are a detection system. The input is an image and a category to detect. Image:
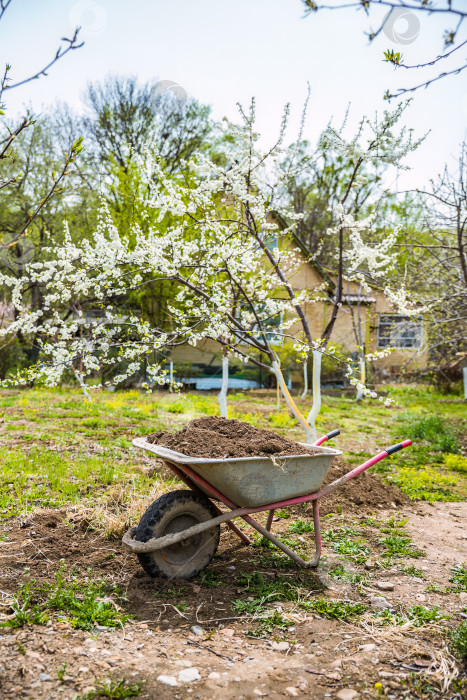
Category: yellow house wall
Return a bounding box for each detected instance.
[167,241,427,375]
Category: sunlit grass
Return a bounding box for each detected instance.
[0,384,464,524]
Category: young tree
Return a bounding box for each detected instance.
[0,101,422,440]
[405,142,467,384]
[0,1,84,374]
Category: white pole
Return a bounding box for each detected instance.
[306,349,322,444]
[169,361,174,392]
[356,356,365,401]
[300,362,308,401]
[218,354,229,418]
[463,366,467,401]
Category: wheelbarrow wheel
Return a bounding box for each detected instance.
[134,490,220,580]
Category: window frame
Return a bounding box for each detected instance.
[377,313,423,350]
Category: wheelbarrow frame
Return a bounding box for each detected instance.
[123,430,412,569]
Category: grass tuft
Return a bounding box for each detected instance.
[0,567,129,631]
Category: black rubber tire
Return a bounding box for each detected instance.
[135,490,220,580]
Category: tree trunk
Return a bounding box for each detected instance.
[72,366,91,402]
[218,353,229,418]
[168,360,174,393]
[300,362,308,400]
[306,349,322,444]
[356,356,365,401]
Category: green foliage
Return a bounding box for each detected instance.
[328,564,367,584]
[449,563,467,592]
[373,605,450,628]
[389,467,459,502]
[198,569,223,587]
[301,598,367,621]
[450,620,467,660]
[76,677,144,699]
[288,519,314,534]
[268,413,296,428]
[401,413,460,454]
[384,49,402,65]
[246,609,294,638]
[0,582,49,629]
[165,400,186,414]
[1,568,129,631]
[323,527,370,563]
[57,663,68,682]
[377,534,424,558]
[401,565,426,579]
[331,538,370,563]
[443,453,467,473]
[406,605,450,627]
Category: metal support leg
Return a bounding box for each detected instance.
[265,509,275,531]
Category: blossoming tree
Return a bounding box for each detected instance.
[0,101,423,442]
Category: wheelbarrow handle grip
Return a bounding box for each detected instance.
[384,439,412,455]
[313,429,340,446]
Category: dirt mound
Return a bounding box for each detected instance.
[146,416,319,458]
[318,457,411,514]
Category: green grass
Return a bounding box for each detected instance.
[406,605,450,627]
[443,453,467,473]
[373,605,450,627]
[268,412,297,428]
[387,466,460,502]
[400,565,426,579]
[377,534,425,558]
[328,564,367,584]
[0,384,464,525]
[449,563,467,592]
[76,677,144,699]
[288,519,314,534]
[198,569,223,587]
[402,414,460,453]
[0,445,176,521]
[300,598,368,621]
[0,567,130,631]
[451,620,467,660]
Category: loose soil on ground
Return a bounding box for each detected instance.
[1,462,466,700]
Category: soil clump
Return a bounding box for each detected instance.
[147,416,319,458]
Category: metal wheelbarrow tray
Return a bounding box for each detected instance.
[131,438,342,507]
[123,429,412,579]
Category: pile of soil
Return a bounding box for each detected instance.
[319,456,411,514]
[146,416,319,458]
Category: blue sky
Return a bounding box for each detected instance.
[1,0,465,190]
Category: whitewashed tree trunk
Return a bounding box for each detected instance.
[272,360,313,443]
[300,362,308,400]
[463,366,467,401]
[168,360,174,392]
[306,350,322,444]
[356,356,365,401]
[73,367,91,402]
[218,354,229,418]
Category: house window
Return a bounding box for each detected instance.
[377,314,423,349]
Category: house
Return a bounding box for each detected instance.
[169,229,426,389]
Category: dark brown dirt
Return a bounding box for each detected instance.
[146,416,319,458]
[318,457,411,515]
[1,502,466,699]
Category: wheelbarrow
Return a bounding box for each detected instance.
[122,430,412,579]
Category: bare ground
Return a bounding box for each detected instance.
[0,464,466,700]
